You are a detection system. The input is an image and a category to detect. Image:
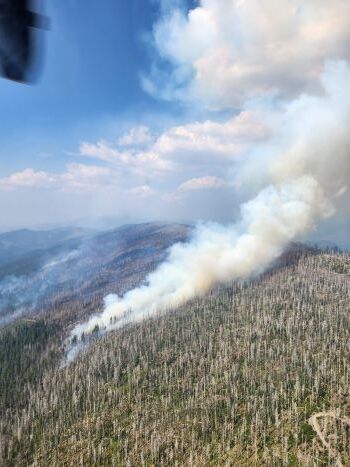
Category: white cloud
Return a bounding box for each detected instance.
[0,111,270,227]
[78,140,131,164]
[153,111,268,165]
[147,0,350,108]
[78,140,174,174]
[60,164,116,192]
[118,126,152,146]
[0,168,56,191]
[0,164,116,193]
[77,112,268,183]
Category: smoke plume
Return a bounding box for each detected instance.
[71,61,349,341]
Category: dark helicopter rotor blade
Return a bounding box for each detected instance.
[0,0,47,83]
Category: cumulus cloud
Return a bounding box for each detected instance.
[78,140,174,174]
[0,168,56,190]
[0,164,116,193]
[76,112,268,184]
[118,126,153,146]
[152,111,268,163]
[3,112,255,222]
[78,141,129,164]
[145,0,350,108]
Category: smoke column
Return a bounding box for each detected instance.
[71,61,350,341]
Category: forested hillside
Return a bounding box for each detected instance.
[0,242,349,466]
[0,223,190,327]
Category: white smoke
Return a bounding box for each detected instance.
[71,60,350,341]
[72,176,331,338]
[147,0,350,109]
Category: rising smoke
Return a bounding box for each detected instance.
[0,248,80,327]
[71,61,349,341]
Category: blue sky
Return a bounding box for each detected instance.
[0,0,349,247]
[0,0,189,175]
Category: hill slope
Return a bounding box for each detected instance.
[0,245,349,466]
[0,223,190,326]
